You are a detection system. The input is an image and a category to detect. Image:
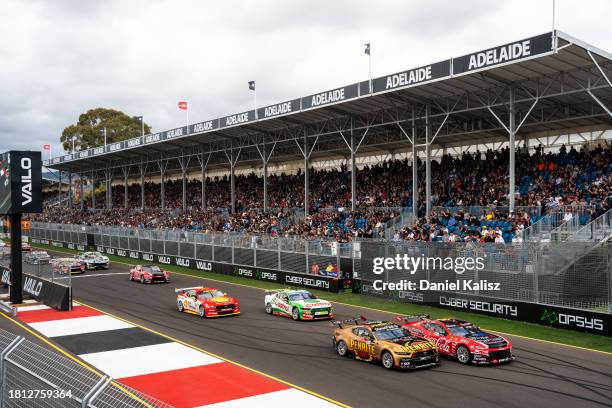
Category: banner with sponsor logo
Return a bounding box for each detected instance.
[301,83,359,110]
[89,244,340,293]
[358,279,609,336]
[453,32,552,75]
[372,60,451,94]
[232,265,339,292]
[1,266,71,311]
[257,99,301,120]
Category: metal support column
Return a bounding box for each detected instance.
[157,160,168,211]
[339,121,369,213]
[139,163,146,210]
[255,137,277,213]
[105,168,112,210]
[91,172,96,209]
[425,104,431,217]
[304,133,309,217]
[509,86,516,213]
[178,155,191,214]
[350,124,356,211]
[79,173,84,211]
[224,147,241,214]
[122,166,129,209]
[230,149,235,214]
[412,109,418,218]
[68,172,72,208]
[57,171,62,207]
[263,142,268,211]
[197,153,211,211]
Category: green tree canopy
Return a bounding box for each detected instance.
[60,108,152,152]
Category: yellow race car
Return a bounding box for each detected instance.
[332,319,438,370]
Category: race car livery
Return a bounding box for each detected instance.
[130,265,169,283]
[77,251,110,270]
[175,286,240,317]
[333,320,438,370]
[264,289,334,320]
[51,257,86,275]
[400,317,514,365]
[25,250,51,265]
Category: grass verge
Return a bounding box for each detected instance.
[33,243,612,353]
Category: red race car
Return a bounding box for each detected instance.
[175,286,240,318]
[129,265,169,284]
[399,317,514,365]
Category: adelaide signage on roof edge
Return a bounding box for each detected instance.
[453,32,552,75]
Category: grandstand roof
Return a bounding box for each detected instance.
[46,30,611,176]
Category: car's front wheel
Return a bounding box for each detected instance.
[198,305,205,318]
[456,345,471,364]
[381,351,394,370]
[140,276,144,284]
[177,301,184,312]
[265,303,272,314]
[336,340,348,357]
[292,307,300,321]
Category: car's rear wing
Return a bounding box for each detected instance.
[330,319,360,329]
[175,286,204,294]
[395,315,430,324]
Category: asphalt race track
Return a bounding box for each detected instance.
[63,259,612,408]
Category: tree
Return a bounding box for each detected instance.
[60,108,152,152]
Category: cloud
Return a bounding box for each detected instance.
[0,0,609,156]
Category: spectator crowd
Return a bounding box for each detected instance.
[34,142,611,243]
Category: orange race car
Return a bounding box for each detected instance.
[175,286,240,318]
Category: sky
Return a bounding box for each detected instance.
[0,0,610,158]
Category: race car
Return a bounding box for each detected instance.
[51,257,86,275]
[332,319,438,370]
[25,250,51,264]
[129,265,169,283]
[264,289,334,320]
[21,242,31,252]
[400,317,514,365]
[175,286,240,317]
[77,251,110,270]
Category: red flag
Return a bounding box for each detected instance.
[177,101,188,110]
[42,144,51,150]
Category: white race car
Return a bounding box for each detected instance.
[77,251,110,270]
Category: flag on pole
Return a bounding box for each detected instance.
[178,101,188,110]
[364,43,370,55]
[248,81,256,91]
[133,116,143,122]
[42,144,51,150]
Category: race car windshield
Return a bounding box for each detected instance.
[288,292,316,301]
[90,252,103,257]
[447,325,480,337]
[199,290,225,299]
[144,266,161,273]
[373,328,410,341]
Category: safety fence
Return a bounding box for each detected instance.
[29,222,611,334]
[0,328,173,407]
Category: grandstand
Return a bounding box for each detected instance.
[38,31,610,243]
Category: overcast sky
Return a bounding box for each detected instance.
[0,0,610,157]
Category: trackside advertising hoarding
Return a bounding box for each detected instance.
[32,241,341,293]
[1,266,71,311]
[361,281,611,336]
[0,151,43,215]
